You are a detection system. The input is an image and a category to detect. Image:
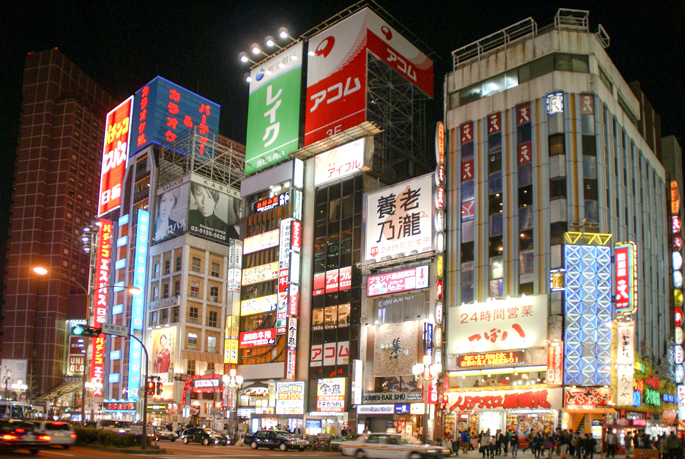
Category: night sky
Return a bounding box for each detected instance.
[1,1,684,251]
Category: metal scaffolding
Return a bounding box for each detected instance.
[157,127,246,190]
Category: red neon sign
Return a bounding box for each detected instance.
[98,98,133,216]
[89,219,113,396]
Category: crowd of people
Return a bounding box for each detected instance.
[441,428,685,459]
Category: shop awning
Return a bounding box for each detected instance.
[33,381,82,403]
[181,350,223,364]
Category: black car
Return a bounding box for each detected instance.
[244,430,309,451]
[180,427,229,446]
[0,420,51,455]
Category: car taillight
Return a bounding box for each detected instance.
[2,434,19,441]
[70,433,78,439]
[38,435,52,441]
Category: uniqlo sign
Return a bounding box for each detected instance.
[98,97,133,216]
[305,8,433,146]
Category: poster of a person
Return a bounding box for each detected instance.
[152,329,175,374]
[188,180,240,243]
[153,181,188,243]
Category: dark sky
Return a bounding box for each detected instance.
[1,1,684,212]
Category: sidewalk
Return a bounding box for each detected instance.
[447,449,626,459]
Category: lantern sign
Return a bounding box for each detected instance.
[435,121,445,166]
[674,216,682,234]
[677,327,684,345]
[672,180,680,215]
[436,278,443,300]
[677,308,684,327]
[677,345,684,365]
[435,301,443,325]
[435,187,445,209]
[677,365,685,384]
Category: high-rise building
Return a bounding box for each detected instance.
[444,9,677,431]
[0,49,115,394]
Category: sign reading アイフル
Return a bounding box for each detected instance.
[98,97,133,217]
[314,139,366,186]
[245,42,303,176]
[448,294,548,354]
[364,174,433,262]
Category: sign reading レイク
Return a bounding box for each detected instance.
[367,266,429,297]
[98,97,133,217]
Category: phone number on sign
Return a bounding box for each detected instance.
[190,226,226,241]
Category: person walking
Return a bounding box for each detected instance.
[480,433,490,459]
[583,434,597,459]
[462,430,471,454]
[496,430,503,456]
[510,432,519,457]
[503,429,511,457]
[524,431,534,454]
[625,431,634,459]
[453,431,461,456]
[490,434,497,459]
[533,433,544,459]
[574,433,584,459]
[606,429,618,458]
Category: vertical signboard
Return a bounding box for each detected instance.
[615,242,637,316]
[90,219,113,396]
[98,97,133,216]
[245,42,303,175]
[286,317,297,380]
[128,209,150,400]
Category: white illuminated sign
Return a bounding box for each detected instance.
[243,229,280,254]
[314,139,365,186]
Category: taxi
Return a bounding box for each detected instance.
[340,433,449,459]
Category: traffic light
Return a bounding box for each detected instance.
[156,381,162,396]
[98,402,103,410]
[145,378,155,396]
[70,325,101,338]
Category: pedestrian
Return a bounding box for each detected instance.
[490,434,497,459]
[503,429,511,456]
[625,431,634,459]
[533,433,544,459]
[511,433,519,457]
[480,433,490,459]
[453,431,461,456]
[462,430,471,454]
[606,429,618,458]
[666,432,679,459]
[445,436,454,456]
[496,429,503,456]
[524,431,534,453]
[545,432,555,459]
[574,433,584,459]
[583,434,597,459]
[558,430,569,459]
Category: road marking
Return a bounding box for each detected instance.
[42,451,75,457]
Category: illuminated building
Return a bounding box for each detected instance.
[0,48,115,394]
[444,9,677,433]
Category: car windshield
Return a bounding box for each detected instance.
[46,422,71,431]
[400,434,422,445]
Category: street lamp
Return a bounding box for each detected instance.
[222,369,243,435]
[412,355,442,444]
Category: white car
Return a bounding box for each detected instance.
[340,433,449,459]
[34,421,77,449]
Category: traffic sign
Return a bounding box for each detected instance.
[102,323,129,337]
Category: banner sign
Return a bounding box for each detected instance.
[90,219,113,396]
[367,266,429,297]
[98,97,133,216]
[317,377,346,412]
[241,295,278,316]
[242,262,279,286]
[314,139,365,186]
[128,209,149,400]
[276,381,305,415]
[365,174,433,262]
[617,322,635,364]
[547,342,563,385]
[447,388,562,412]
[243,228,280,254]
[239,329,276,348]
[455,351,526,369]
[564,387,612,407]
[615,242,638,316]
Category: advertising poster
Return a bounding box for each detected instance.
[314,139,366,186]
[245,42,303,175]
[365,174,433,262]
[243,228,280,255]
[67,336,85,377]
[188,174,240,245]
[1,359,28,392]
[317,378,346,412]
[449,294,548,353]
[374,322,419,377]
[153,177,190,244]
[242,262,279,286]
[98,97,133,216]
[151,327,176,379]
[90,219,113,396]
[367,265,429,297]
[276,381,305,415]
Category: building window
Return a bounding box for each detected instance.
[208,311,218,328]
[207,363,215,373]
[192,257,202,272]
[154,263,160,278]
[549,134,565,156]
[187,360,195,376]
[161,308,168,324]
[171,306,179,323]
[163,283,169,299]
[207,336,217,353]
[152,286,159,302]
[174,280,181,296]
[189,307,199,324]
[190,282,200,299]
[176,256,182,271]
[187,334,198,350]
[209,285,219,302]
[211,261,220,278]
[164,260,170,275]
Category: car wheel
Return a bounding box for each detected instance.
[280,443,288,451]
[171,438,176,442]
[299,447,306,451]
[30,450,39,456]
[203,438,210,446]
[409,453,423,459]
[63,445,70,449]
[251,441,259,449]
[183,437,189,444]
[355,449,366,459]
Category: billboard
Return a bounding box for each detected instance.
[305,8,433,146]
[364,174,433,262]
[243,228,280,255]
[131,76,220,151]
[242,262,279,286]
[448,294,548,354]
[1,359,28,392]
[188,174,240,244]
[151,326,176,378]
[317,377,346,412]
[367,265,429,297]
[90,219,113,396]
[239,328,276,348]
[245,42,303,175]
[276,381,305,415]
[615,242,637,316]
[314,139,366,186]
[67,335,85,377]
[98,97,133,216]
[153,176,190,244]
[128,209,150,400]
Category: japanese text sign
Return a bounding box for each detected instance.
[317,377,346,412]
[132,76,220,152]
[564,387,612,407]
[276,381,305,415]
[455,351,526,369]
[90,219,113,396]
[239,328,276,348]
[245,42,303,175]
[547,342,563,385]
[447,388,562,412]
[365,174,433,262]
[314,138,365,186]
[367,265,428,297]
[243,228,280,255]
[98,97,133,216]
[242,262,279,286]
[615,242,637,316]
[449,294,547,353]
[616,322,635,364]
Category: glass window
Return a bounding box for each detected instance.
[461,283,474,303]
[175,256,182,271]
[312,309,324,331]
[583,156,597,179]
[154,263,160,278]
[462,219,474,242]
[505,69,519,89]
[519,186,533,207]
[520,250,535,274]
[489,235,503,257]
[207,336,217,353]
[584,179,598,200]
[517,124,532,144]
[490,213,503,237]
[163,283,169,299]
[461,242,474,263]
[164,260,170,275]
[188,334,197,350]
[461,142,474,160]
[192,257,202,272]
[572,55,589,73]
[189,306,199,324]
[489,279,503,297]
[489,153,502,173]
[549,134,565,156]
[586,200,599,223]
[518,163,533,188]
[530,54,554,79]
[190,282,200,299]
[152,286,159,301]
[490,256,504,279]
[324,306,337,329]
[161,308,168,324]
[482,74,505,97]
[519,206,534,230]
[519,229,534,251]
[171,306,179,322]
[338,304,351,327]
[209,285,219,302]
[208,310,218,328]
[550,222,567,245]
[187,360,195,376]
[489,194,503,215]
[174,280,181,296]
[461,181,474,201]
[489,173,502,196]
[460,84,482,105]
[555,53,572,71]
